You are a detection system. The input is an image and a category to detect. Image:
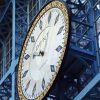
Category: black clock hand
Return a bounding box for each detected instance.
[40,32,49,55]
[33,52,41,58]
[39,51,44,56]
[32,40,43,58]
[33,44,45,58]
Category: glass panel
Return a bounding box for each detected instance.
[97,3,100,10]
[93,1,100,20]
[96,17,100,34]
[96,17,100,48]
[98,34,100,48]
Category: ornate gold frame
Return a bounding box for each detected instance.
[17,0,69,100]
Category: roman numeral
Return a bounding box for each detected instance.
[57,26,64,35]
[39,20,43,30]
[42,78,45,90]
[54,13,60,25]
[48,12,51,24]
[50,65,55,72]
[56,45,62,52]
[32,83,36,96]
[24,54,30,60]
[22,70,28,78]
[25,80,31,91]
[31,36,35,42]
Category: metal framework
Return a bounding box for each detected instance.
[0,0,100,99]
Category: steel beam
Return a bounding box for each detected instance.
[72,19,93,28]
[0,0,11,23]
[0,58,18,85]
[74,73,100,100]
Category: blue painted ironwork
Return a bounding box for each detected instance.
[0,0,99,99]
[0,0,11,23]
[74,73,100,100]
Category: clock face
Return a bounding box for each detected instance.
[17,1,69,100]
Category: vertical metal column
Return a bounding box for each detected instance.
[39,0,41,10]
[0,40,6,76]
[27,0,29,29]
[11,0,16,99]
[2,43,6,75]
[12,0,15,59]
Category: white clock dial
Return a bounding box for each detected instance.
[17,1,69,100]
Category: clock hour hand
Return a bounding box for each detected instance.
[32,42,42,58]
[39,51,44,56]
[32,32,49,58]
[33,52,41,58]
[33,51,44,58]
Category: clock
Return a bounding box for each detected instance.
[17,0,70,99]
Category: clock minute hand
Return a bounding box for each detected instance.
[44,32,49,52]
[40,32,49,55]
[32,39,43,58]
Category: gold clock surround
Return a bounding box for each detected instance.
[17,0,70,100]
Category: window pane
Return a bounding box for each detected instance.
[96,17,100,34]
[98,34,100,48]
[96,17,100,48]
